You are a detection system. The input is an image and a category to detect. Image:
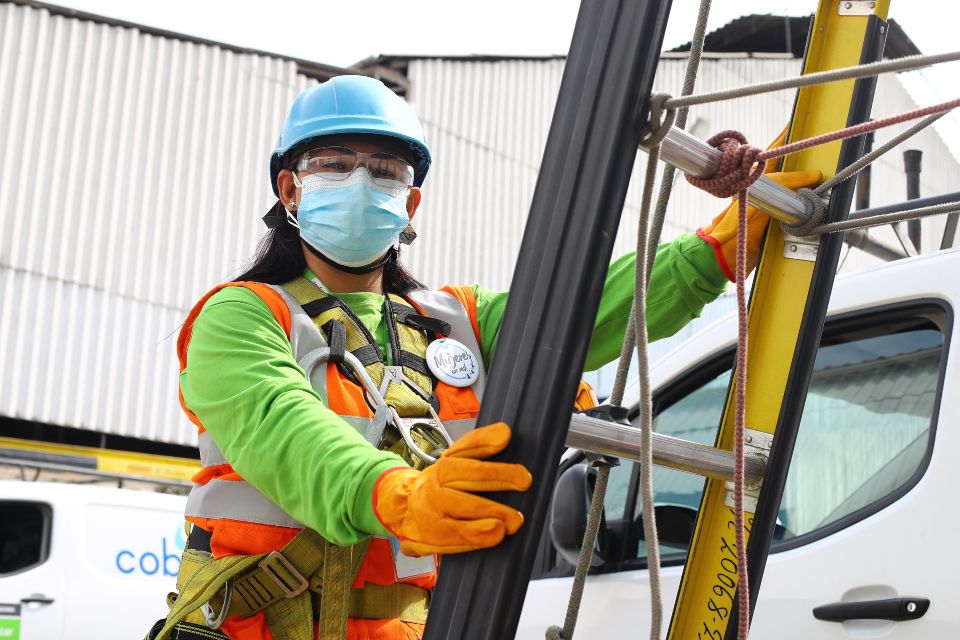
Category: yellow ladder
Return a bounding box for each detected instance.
[667,2,892,638]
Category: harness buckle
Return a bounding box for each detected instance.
[259,551,310,598]
[201,580,234,630]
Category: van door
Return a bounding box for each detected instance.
[0,499,64,639]
[750,303,953,638]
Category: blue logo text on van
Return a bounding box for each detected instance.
[115,528,184,577]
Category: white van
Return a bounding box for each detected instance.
[0,481,186,640]
[519,248,960,638]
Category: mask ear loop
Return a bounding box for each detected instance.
[287,171,303,229]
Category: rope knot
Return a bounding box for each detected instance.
[685,131,767,199]
[782,187,828,236]
[639,93,677,147]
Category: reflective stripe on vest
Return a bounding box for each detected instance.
[185,478,304,529]
[197,431,228,467]
[406,289,487,403]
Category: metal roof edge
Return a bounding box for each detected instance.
[1,0,357,80]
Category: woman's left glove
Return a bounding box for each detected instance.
[698,170,823,280]
[372,422,532,557]
[697,125,822,280]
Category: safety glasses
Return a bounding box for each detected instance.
[296,146,415,188]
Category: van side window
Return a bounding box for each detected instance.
[0,501,52,575]
[778,317,943,540]
[625,307,946,563]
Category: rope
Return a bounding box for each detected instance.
[732,192,751,640]
[782,111,944,236]
[815,200,960,235]
[755,98,960,164]
[684,100,957,240]
[681,133,756,640]
[663,50,960,109]
[544,463,612,640]
[547,4,713,638]
[676,91,960,640]
[647,0,714,282]
[634,146,664,640]
[812,113,944,196]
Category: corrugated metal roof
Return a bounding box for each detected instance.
[0,0,355,81]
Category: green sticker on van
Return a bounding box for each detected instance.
[0,603,20,640]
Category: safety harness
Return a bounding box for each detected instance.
[148,276,450,640]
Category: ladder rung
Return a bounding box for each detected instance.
[566,412,766,486]
[640,126,812,227]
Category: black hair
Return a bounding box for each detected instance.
[236,203,425,294]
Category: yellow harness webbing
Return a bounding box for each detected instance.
[280,276,436,419]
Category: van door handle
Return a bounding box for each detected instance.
[813,597,929,622]
[20,594,55,606]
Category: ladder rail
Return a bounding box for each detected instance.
[666,4,893,639]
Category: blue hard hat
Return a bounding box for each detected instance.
[269,75,432,195]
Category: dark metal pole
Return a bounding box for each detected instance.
[904,149,922,252]
[848,190,960,220]
[423,1,673,638]
[855,130,874,210]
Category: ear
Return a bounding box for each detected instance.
[278,169,299,211]
[406,187,422,222]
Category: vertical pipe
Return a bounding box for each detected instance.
[423,0,673,638]
[855,130,874,210]
[904,149,922,252]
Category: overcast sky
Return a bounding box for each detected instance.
[45,0,960,150]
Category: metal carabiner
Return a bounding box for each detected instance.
[201,580,233,630]
[387,403,454,465]
[302,347,452,464]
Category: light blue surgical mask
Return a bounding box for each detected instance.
[289,169,411,268]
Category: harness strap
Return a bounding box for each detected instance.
[323,319,347,364]
[146,618,229,640]
[347,583,430,623]
[394,308,451,337]
[156,529,380,640]
[280,276,439,418]
[155,551,264,640]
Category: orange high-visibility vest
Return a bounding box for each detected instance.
[176,281,485,639]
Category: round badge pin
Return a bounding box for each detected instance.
[426,338,480,387]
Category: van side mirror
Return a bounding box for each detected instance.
[549,463,608,568]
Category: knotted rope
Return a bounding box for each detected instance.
[686,131,768,199]
[683,131,758,640]
[678,92,960,639]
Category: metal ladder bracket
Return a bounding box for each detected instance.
[723,429,773,512]
[783,232,820,262]
[838,1,878,16]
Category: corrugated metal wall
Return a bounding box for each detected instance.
[1,1,958,443]
[0,2,309,444]
[404,54,960,291]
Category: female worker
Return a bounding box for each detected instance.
[148,75,819,640]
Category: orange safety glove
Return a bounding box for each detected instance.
[372,422,532,557]
[697,127,822,281]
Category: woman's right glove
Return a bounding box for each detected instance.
[372,422,532,557]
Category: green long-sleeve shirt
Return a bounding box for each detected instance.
[179,233,727,546]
